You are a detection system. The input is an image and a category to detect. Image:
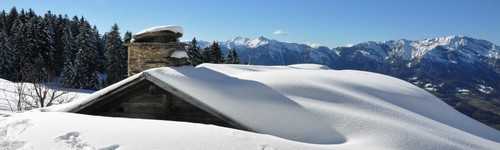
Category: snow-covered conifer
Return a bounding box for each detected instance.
[0,30,15,80]
[187,38,203,66]
[104,24,127,85]
[73,21,99,89]
[210,41,223,63]
[225,48,240,64]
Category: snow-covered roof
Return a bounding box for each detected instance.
[47,64,339,144]
[38,64,500,148]
[134,25,183,37]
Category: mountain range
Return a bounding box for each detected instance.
[193,35,500,129]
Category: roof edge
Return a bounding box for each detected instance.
[143,71,254,131]
[68,74,147,113]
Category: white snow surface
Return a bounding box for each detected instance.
[0,79,90,112]
[170,50,188,58]
[133,25,183,37]
[0,78,16,111]
[2,64,500,150]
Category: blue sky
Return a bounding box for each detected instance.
[1,0,500,47]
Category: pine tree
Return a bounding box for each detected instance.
[18,9,27,23]
[52,14,67,76]
[0,10,6,31]
[104,24,127,85]
[187,38,203,66]
[0,30,15,80]
[70,16,80,37]
[122,31,132,61]
[6,7,18,35]
[26,9,37,20]
[225,48,240,64]
[73,20,99,89]
[27,17,49,82]
[38,16,58,80]
[9,18,24,80]
[11,17,41,81]
[94,25,106,73]
[61,24,77,87]
[0,8,114,88]
[210,41,223,63]
[123,31,132,44]
[202,47,212,63]
[9,16,48,82]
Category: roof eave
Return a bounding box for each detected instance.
[143,72,254,132]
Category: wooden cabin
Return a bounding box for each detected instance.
[69,73,249,131]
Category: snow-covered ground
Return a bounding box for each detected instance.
[0,78,90,113]
[1,64,500,150]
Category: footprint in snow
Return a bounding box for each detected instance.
[0,119,32,150]
[54,131,92,149]
[98,144,120,150]
[55,131,120,150]
[259,144,276,150]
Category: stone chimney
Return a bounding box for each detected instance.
[128,26,189,76]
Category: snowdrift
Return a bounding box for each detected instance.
[133,25,183,37]
[0,79,89,113]
[1,64,500,150]
[0,78,15,112]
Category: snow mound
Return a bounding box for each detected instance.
[0,78,90,112]
[134,25,183,36]
[0,79,14,111]
[288,64,330,70]
[3,64,500,150]
[170,50,188,58]
[1,112,327,150]
[48,65,343,144]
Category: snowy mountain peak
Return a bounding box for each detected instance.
[346,35,499,61]
[228,36,272,48]
[248,36,270,48]
[307,43,325,49]
[192,35,498,63]
[419,35,468,48]
[412,35,499,61]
